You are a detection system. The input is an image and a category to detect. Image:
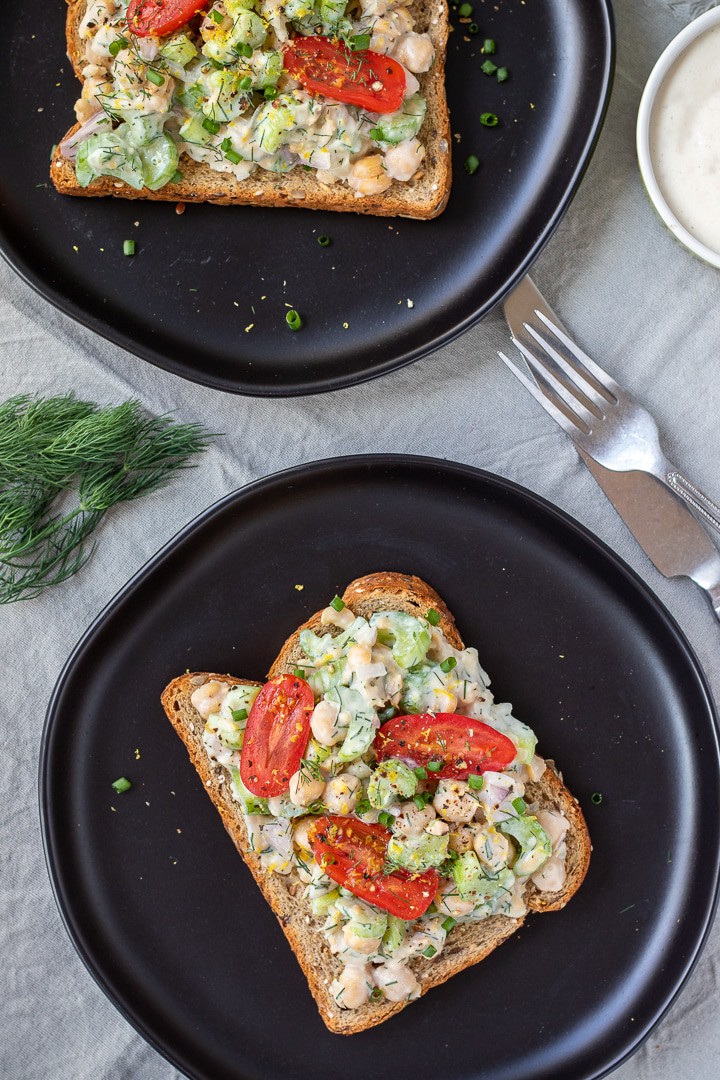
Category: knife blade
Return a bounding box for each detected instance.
[503,279,720,619]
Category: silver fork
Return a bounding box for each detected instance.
[499,276,720,536]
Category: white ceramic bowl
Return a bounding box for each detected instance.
[636,6,720,269]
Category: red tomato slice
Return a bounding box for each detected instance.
[309,815,438,919]
[283,36,405,114]
[375,713,517,779]
[239,675,314,798]
[126,0,208,37]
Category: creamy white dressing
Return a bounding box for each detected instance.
[196,605,564,1011]
[650,25,720,254]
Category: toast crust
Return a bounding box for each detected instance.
[160,573,591,1034]
[54,0,452,219]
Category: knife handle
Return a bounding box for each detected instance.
[666,471,720,537]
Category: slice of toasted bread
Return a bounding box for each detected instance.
[53,0,451,219]
[160,573,591,1034]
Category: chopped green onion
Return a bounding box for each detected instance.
[368,127,383,141]
[202,117,221,135]
[426,608,441,626]
[441,916,457,932]
[239,75,253,91]
[50,143,57,161]
[355,798,372,815]
[225,149,242,164]
[427,760,442,773]
[468,774,484,791]
[109,36,128,57]
[468,22,479,34]
[207,57,225,70]
[123,240,136,256]
[496,66,509,82]
[211,8,224,22]
[350,33,371,50]
[591,792,604,805]
[422,944,438,958]
[264,86,278,100]
[378,811,395,828]
[439,656,457,673]
[238,42,254,58]
[413,793,431,810]
[512,797,527,815]
[221,137,232,152]
[111,776,132,794]
[286,309,303,331]
[370,986,384,1000]
[330,594,345,611]
[171,170,183,184]
[458,2,473,14]
[481,59,497,75]
[231,708,248,723]
[464,154,480,175]
[480,112,499,127]
[483,38,496,54]
[378,706,398,723]
[147,69,165,87]
[414,766,428,780]
[292,668,305,679]
[317,235,331,247]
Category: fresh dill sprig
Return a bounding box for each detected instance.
[0,394,213,604]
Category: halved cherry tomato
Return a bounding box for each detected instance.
[239,674,314,798]
[283,36,405,114]
[309,816,438,919]
[126,0,208,38]
[375,713,517,779]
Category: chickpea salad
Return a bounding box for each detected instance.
[61,0,440,195]
[193,597,570,1012]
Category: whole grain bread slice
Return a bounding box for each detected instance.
[160,572,591,1034]
[53,0,451,219]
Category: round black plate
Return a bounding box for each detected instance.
[1,3,613,396]
[41,457,720,1080]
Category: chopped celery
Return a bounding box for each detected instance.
[499,815,552,876]
[368,759,418,809]
[387,830,449,871]
[369,94,427,146]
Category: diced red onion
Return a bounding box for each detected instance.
[59,111,112,161]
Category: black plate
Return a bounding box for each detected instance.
[1,3,613,396]
[41,456,720,1080]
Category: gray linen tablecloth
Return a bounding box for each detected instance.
[2,0,719,1076]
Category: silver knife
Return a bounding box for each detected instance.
[503,281,720,621]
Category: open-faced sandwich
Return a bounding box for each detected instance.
[161,572,591,1034]
[52,0,451,217]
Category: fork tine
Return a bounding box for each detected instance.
[533,309,621,400]
[510,336,596,431]
[498,350,585,438]
[523,324,608,414]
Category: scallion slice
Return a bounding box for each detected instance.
[330,594,345,611]
[111,776,132,794]
[426,608,441,626]
[468,774,484,790]
[439,656,457,673]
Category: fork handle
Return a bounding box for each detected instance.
[665,471,720,537]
